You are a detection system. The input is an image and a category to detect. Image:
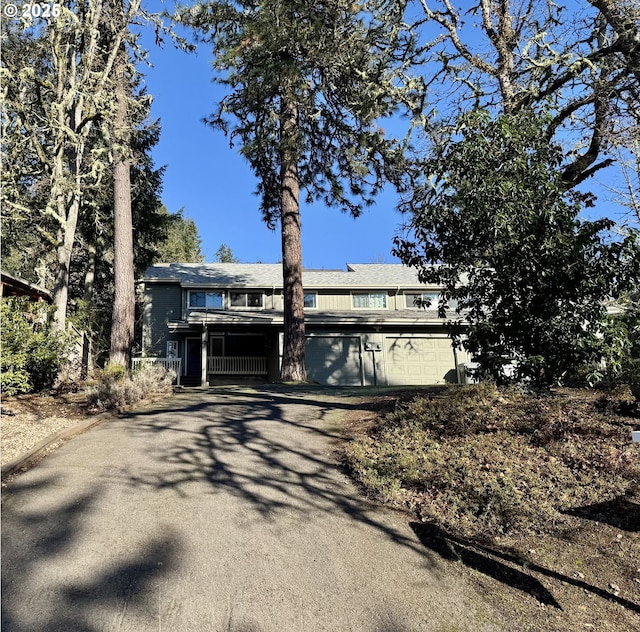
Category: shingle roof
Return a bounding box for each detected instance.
[143,263,436,289]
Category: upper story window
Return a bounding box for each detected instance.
[405,292,439,309]
[352,292,387,309]
[304,292,317,308]
[189,291,223,309]
[230,292,263,308]
[405,292,457,312]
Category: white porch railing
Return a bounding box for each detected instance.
[132,357,182,385]
[207,356,267,375]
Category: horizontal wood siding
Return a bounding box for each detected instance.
[143,283,182,355]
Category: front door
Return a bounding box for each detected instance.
[186,338,201,377]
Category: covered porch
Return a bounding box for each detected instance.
[182,327,277,385]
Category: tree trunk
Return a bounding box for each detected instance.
[84,241,97,304]
[279,100,306,382]
[51,134,83,331]
[52,195,79,331]
[109,49,135,368]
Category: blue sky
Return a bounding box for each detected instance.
[139,25,406,267]
[137,5,630,268]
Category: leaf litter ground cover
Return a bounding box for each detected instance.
[343,384,640,631]
[1,392,90,466]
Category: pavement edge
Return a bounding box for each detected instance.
[1,412,113,481]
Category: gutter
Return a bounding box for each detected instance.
[142,279,442,292]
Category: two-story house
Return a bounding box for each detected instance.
[140,263,468,386]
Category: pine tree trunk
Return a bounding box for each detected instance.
[109,50,135,368]
[279,100,307,382]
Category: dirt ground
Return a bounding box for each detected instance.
[1,392,91,466]
[341,388,640,632]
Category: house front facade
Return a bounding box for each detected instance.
[140,263,468,387]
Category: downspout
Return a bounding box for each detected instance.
[453,344,460,384]
[201,322,208,387]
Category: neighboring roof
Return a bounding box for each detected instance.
[0,271,53,303]
[143,263,438,289]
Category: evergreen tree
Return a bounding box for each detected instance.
[1,0,144,331]
[110,30,136,368]
[2,2,179,364]
[154,207,204,263]
[215,244,239,263]
[178,0,423,381]
[393,110,640,385]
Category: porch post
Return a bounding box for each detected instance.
[201,326,208,386]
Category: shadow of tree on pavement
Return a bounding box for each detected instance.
[410,521,640,615]
[2,475,180,632]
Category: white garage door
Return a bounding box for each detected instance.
[385,336,456,385]
[305,336,362,386]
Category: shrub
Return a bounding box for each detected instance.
[595,384,639,417]
[85,363,175,411]
[344,385,637,538]
[0,367,31,397]
[393,110,640,387]
[0,297,69,395]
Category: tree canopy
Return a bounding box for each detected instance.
[178,0,422,223]
[154,208,205,263]
[1,2,200,365]
[2,0,638,385]
[215,243,239,263]
[1,0,146,329]
[413,0,640,190]
[394,109,640,385]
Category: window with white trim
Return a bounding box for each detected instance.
[405,292,457,311]
[352,292,387,309]
[188,291,223,309]
[230,292,263,308]
[166,341,178,358]
[405,292,439,309]
[303,292,317,308]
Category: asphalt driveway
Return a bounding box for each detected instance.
[2,386,503,631]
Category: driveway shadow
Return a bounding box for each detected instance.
[2,475,180,632]
[1,386,478,630]
[410,521,640,614]
[119,387,441,561]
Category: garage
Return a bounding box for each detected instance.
[385,336,457,385]
[305,335,362,386]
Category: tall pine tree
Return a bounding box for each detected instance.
[178,0,423,380]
